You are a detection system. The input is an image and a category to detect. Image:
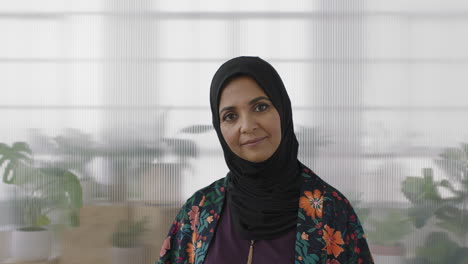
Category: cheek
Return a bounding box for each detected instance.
[268,114,282,146]
[220,125,238,148]
[273,124,282,146]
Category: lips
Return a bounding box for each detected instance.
[241,136,267,146]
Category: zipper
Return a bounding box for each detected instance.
[247,240,255,264]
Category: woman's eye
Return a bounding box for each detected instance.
[254,103,269,112]
[223,113,237,121]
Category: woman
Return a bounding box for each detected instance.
[157,57,373,264]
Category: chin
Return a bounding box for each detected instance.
[243,154,272,163]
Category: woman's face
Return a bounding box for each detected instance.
[219,76,281,163]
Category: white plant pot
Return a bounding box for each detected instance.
[372,254,405,264]
[370,244,405,264]
[111,247,145,264]
[10,229,52,262]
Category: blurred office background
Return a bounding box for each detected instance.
[1,0,468,263]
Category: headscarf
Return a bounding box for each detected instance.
[209,56,301,240]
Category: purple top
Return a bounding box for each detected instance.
[204,202,296,264]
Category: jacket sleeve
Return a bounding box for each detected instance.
[342,201,375,264]
[156,195,198,264]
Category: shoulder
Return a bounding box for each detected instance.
[298,164,373,262]
[157,177,227,263]
[196,177,227,196]
[178,177,227,215]
[187,177,227,204]
[298,163,357,221]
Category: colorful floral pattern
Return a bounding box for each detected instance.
[156,164,374,264]
[299,189,324,219]
[322,225,345,258]
[160,236,171,257]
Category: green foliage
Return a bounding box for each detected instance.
[401,143,468,262]
[0,142,32,183]
[1,141,83,229]
[402,168,441,203]
[179,125,213,134]
[162,138,198,159]
[17,197,50,229]
[51,128,97,170]
[415,232,468,264]
[402,166,468,236]
[401,168,446,228]
[111,216,149,248]
[434,205,468,240]
[366,209,412,246]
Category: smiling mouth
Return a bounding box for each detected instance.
[242,136,267,146]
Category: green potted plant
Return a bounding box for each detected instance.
[110,216,149,264]
[411,232,468,264]
[401,143,468,264]
[0,142,82,261]
[29,128,102,203]
[366,209,411,264]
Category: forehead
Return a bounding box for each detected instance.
[219,76,267,107]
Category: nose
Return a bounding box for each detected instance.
[239,115,258,134]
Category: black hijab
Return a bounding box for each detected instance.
[210,56,301,240]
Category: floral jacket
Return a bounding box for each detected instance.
[157,165,374,264]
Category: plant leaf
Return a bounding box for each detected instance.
[35,214,51,227]
[179,125,213,134]
[416,232,460,264]
[401,170,441,204]
[39,168,83,209]
[0,142,33,184]
[2,160,16,184]
[162,138,198,158]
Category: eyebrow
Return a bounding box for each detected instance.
[219,96,271,115]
